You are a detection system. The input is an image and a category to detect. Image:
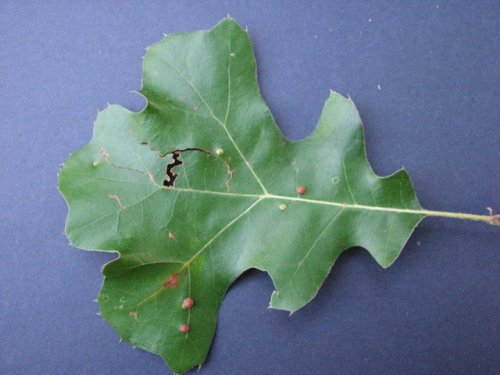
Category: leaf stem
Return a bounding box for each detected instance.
[416,208,499,225]
[264,194,499,226]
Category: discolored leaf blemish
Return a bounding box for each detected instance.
[296,186,307,195]
[182,297,194,309]
[98,146,111,164]
[163,273,179,288]
[108,193,126,209]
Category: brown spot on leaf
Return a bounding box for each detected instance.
[222,159,235,191]
[108,193,126,209]
[99,146,111,164]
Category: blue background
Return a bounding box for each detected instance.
[1,1,499,374]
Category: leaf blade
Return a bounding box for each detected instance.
[59,18,425,374]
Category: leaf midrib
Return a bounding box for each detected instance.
[166,186,425,216]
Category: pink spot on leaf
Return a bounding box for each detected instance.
[163,273,179,287]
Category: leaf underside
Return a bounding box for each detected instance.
[59,18,424,373]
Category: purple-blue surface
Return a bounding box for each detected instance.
[1,1,499,374]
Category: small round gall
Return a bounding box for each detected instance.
[296,185,307,195]
[92,160,100,167]
[182,297,194,309]
[279,203,287,211]
[215,148,224,156]
[179,324,190,333]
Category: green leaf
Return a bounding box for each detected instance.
[59,18,426,373]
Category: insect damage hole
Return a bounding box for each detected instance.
[163,151,183,187]
[162,148,211,187]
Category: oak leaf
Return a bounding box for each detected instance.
[60,19,487,373]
